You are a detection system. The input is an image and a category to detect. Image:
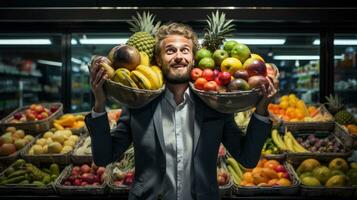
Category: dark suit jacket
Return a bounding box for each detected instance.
[85,91,272,200]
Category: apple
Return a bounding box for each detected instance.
[13,112,22,120]
[81,181,88,186]
[26,113,36,121]
[198,57,215,70]
[248,75,269,89]
[212,49,229,66]
[203,81,218,92]
[218,72,231,85]
[194,78,208,90]
[213,69,220,78]
[227,78,250,91]
[250,53,265,62]
[244,57,267,77]
[36,114,44,121]
[230,43,251,63]
[82,173,95,184]
[202,69,215,81]
[221,57,243,75]
[233,70,249,81]
[35,105,45,113]
[72,166,81,174]
[190,68,203,81]
[50,105,58,113]
[214,77,223,86]
[217,175,226,186]
[195,48,212,62]
[30,104,36,110]
[81,164,91,174]
[274,165,286,173]
[96,167,106,177]
[40,112,49,119]
[223,40,239,53]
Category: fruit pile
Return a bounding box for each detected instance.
[0,159,60,186]
[28,130,79,155]
[75,136,92,156]
[9,104,59,123]
[261,137,281,155]
[296,158,357,187]
[268,94,332,122]
[0,127,34,156]
[296,134,346,153]
[271,129,309,153]
[61,163,106,186]
[191,43,278,92]
[53,114,85,130]
[111,147,134,187]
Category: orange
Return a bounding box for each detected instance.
[261,168,279,179]
[243,172,254,183]
[256,159,268,168]
[277,178,292,186]
[252,172,269,185]
[280,100,289,109]
[263,160,280,170]
[268,178,279,186]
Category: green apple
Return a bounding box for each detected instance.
[212,49,229,66]
[195,48,212,63]
[230,43,251,63]
[223,40,238,53]
[198,57,215,70]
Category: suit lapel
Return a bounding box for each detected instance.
[193,99,204,155]
[152,97,166,154]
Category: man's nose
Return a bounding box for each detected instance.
[174,51,183,63]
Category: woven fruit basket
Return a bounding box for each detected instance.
[107,162,132,195]
[0,134,36,165]
[232,161,300,196]
[104,79,165,109]
[71,135,93,165]
[0,102,63,134]
[0,159,64,195]
[55,164,108,195]
[189,82,262,114]
[288,157,354,197]
[334,122,357,149]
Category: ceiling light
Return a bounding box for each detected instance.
[71,39,78,45]
[313,39,357,45]
[198,38,286,45]
[0,39,51,45]
[37,60,62,67]
[71,57,82,64]
[79,38,128,45]
[274,55,344,60]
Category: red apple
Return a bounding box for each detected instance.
[233,70,249,81]
[190,68,203,81]
[203,81,218,92]
[194,78,208,90]
[50,105,58,113]
[82,173,95,184]
[72,166,80,174]
[244,57,267,77]
[36,114,44,120]
[81,164,91,174]
[81,181,88,186]
[202,69,215,81]
[30,104,36,110]
[96,167,106,177]
[274,165,286,173]
[214,77,223,86]
[218,72,231,85]
[213,69,220,78]
[35,105,45,113]
[217,175,226,186]
[248,75,269,89]
[13,112,22,120]
[73,178,82,186]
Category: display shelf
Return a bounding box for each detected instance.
[295,88,319,93]
[292,71,318,79]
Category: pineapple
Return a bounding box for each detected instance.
[202,10,236,52]
[325,94,355,125]
[127,11,161,63]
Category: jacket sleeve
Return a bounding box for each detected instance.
[84,107,132,166]
[222,113,272,168]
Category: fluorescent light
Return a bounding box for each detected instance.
[0,39,51,45]
[274,55,344,60]
[71,39,78,45]
[313,39,357,45]
[79,38,127,45]
[71,57,82,64]
[37,60,62,67]
[198,38,286,45]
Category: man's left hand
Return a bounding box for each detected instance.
[255,76,279,116]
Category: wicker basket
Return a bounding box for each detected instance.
[283,105,334,132]
[0,160,63,195]
[55,164,107,195]
[0,135,36,165]
[288,157,354,197]
[107,163,132,195]
[0,102,63,134]
[71,135,93,165]
[219,175,233,197]
[232,161,300,196]
[262,153,286,161]
[21,132,83,165]
[334,122,357,149]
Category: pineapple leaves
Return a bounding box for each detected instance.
[128,11,161,35]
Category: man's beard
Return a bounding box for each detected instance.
[162,64,192,84]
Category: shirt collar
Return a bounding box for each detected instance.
[164,86,193,107]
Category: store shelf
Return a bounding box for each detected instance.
[295,88,319,93]
[292,71,318,79]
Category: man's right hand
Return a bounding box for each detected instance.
[90,56,109,113]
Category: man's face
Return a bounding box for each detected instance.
[157,35,194,84]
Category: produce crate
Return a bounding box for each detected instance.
[219,176,233,197]
[0,102,63,134]
[54,164,108,196]
[21,132,83,165]
[288,157,354,197]
[0,159,64,195]
[232,161,300,196]
[54,112,89,136]
[286,131,352,164]
[0,134,37,165]
[106,162,131,195]
[334,122,357,149]
[71,134,93,165]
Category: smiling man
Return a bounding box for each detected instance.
[85,23,278,200]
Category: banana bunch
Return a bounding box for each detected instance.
[111,51,164,90]
[261,137,280,155]
[271,129,309,153]
[226,156,247,185]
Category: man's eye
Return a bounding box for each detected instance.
[166,49,175,54]
[182,48,190,53]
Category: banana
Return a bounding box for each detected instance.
[99,62,115,78]
[112,68,138,88]
[130,70,152,90]
[151,65,164,88]
[286,131,309,153]
[226,158,243,180]
[228,165,241,185]
[139,51,150,66]
[271,129,287,151]
[136,65,161,89]
[283,134,295,152]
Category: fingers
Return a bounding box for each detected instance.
[94,68,105,85]
[266,77,278,98]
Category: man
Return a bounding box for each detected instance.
[85,23,278,200]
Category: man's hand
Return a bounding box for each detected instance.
[89,56,109,113]
[255,76,279,116]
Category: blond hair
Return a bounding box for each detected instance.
[154,23,198,60]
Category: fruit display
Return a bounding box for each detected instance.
[295,158,356,187]
[7,104,60,123]
[60,163,106,187]
[261,137,281,155]
[295,133,346,153]
[225,155,247,186]
[53,114,85,131]
[271,129,309,153]
[268,94,333,122]
[0,127,34,156]
[27,130,79,155]
[0,159,60,187]
[111,147,134,188]
[325,95,356,125]
[75,136,91,156]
